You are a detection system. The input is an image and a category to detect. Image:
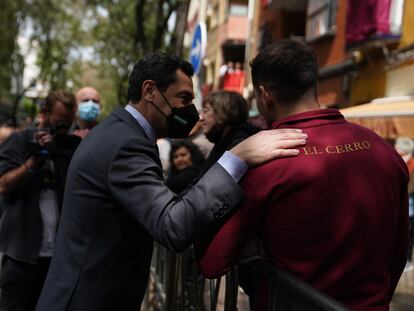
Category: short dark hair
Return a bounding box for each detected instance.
[203,91,249,126]
[250,39,318,104]
[169,139,204,172]
[44,90,76,113]
[128,52,194,102]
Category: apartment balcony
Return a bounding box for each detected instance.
[217,15,248,46]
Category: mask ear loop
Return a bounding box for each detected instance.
[149,87,174,117]
[158,89,174,112]
[149,100,168,117]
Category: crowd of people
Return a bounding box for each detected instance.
[0,87,102,310]
[0,39,411,311]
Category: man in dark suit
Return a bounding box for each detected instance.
[35,53,307,311]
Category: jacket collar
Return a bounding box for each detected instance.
[111,107,152,141]
[124,105,157,144]
[271,109,346,129]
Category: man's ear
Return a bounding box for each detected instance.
[259,85,273,106]
[142,80,156,101]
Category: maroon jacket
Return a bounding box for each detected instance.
[196,109,409,311]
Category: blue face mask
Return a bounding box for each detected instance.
[78,100,100,122]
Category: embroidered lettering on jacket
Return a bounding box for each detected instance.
[301,141,371,155]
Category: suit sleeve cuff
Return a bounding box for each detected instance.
[217,151,248,182]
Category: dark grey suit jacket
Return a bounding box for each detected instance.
[35,108,244,311]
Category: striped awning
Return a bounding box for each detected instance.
[341,101,414,139]
[341,101,414,118]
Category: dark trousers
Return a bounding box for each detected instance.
[0,256,51,311]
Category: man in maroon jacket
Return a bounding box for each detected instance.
[196,40,409,311]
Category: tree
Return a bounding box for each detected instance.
[29,0,83,90]
[0,0,191,124]
[0,0,83,125]
[90,0,190,107]
[0,0,26,123]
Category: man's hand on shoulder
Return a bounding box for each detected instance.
[230,129,307,167]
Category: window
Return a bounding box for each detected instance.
[306,0,337,42]
[229,4,248,16]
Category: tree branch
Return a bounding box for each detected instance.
[135,0,147,53]
[152,0,178,51]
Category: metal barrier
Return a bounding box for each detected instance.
[246,259,350,311]
[144,244,350,311]
[145,243,205,311]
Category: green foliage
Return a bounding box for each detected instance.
[28,0,83,90]
[0,0,26,105]
[0,0,189,122]
[21,96,38,116]
[89,1,138,107]
[89,0,188,107]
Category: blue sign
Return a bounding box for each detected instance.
[190,22,207,75]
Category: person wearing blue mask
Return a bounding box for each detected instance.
[70,87,101,139]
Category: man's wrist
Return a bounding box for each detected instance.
[24,159,34,173]
[229,145,243,162]
[24,157,41,173]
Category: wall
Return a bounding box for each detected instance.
[386,62,414,97]
[399,0,414,47]
[309,0,349,107]
[350,60,387,105]
[217,15,249,45]
[308,0,348,67]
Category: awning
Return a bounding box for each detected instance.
[340,100,414,139]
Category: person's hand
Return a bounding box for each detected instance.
[36,130,53,147]
[73,129,90,139]
[230,129,307,167]
[25,156,44,171]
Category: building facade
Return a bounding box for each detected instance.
[185,0,414,137]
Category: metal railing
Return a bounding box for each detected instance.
[246,259,350,311]
[144,244,205,311]
[143,244,350,311]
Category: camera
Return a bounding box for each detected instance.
[28,124,81,160]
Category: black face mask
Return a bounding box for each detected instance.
[206,124,225,143]
[153,90,199,138]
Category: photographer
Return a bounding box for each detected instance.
[0,91,79,311]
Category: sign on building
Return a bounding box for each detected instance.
[190,22,207,75]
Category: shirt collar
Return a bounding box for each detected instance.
[125,104,157,144]
[271,109,346,129]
